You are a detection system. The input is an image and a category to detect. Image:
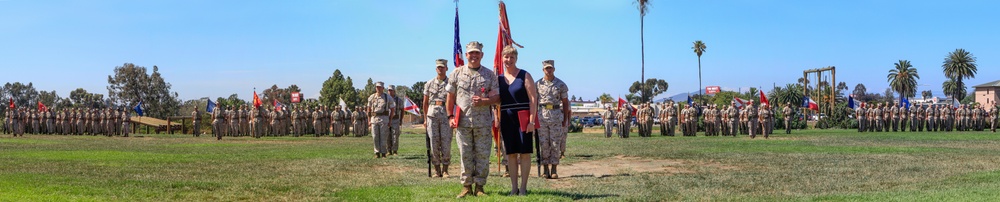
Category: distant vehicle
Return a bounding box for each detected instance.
[595,118,604,125]
[810,113,827,121]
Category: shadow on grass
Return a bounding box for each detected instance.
[524,189,620,200]
[566,173,633,179]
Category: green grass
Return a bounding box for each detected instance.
[3,129,1000,201]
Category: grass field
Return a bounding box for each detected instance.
[4,128,1000,201]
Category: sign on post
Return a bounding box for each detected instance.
[706,86,721,95]
[291,92,301,103]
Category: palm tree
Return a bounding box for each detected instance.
[942,48,977,100]
[921,90,933,100]
[887,59,920,99]
[635,0,651,102]
[942,79,966,101]
[692,40,707,99]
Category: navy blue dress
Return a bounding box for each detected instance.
[499,69,533,154]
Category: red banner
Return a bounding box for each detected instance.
[291,92,301,103]
[706,86,720,94]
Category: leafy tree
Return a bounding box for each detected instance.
[262,84,301,107]
[710,91,747,107]
[942,48,977,101]
[887,59,920,98]
[216,94,247,109]
[853,84,868,101]
[356,78,376,107]
[69,88,105,108]
[37,90,60,108]
[3,82,39,109]
[961,91,977,104]
[883,88,895,103]
[628,78,668,103]
[319,70,359,108]
[408,81,427,107]
[921,90,933,99]
[107,63,181,118]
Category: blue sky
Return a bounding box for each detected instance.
[1,0,997,102]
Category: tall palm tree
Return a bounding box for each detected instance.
[635,0,651,102]
[692,40,707,99]
[887,59,920,99]
[942,48,977,100]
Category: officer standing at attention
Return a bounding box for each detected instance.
[783,102,793,134]
[536,59,570,178]
[424,59,454,178]
[368,81,395,158]
[387,85,405,155]
[603,105,615,138]
[192,108,201,137]
[446,41,500,198]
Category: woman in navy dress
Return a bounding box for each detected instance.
[497,45,538,196]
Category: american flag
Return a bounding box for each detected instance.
[453,6,464,68]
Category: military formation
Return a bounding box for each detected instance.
[207,103,371,140]
[3,107,132,137]
[602,99,788,139]
[854,102,998,133]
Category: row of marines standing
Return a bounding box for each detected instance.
[604,100,794,138]
[204,105,373,139]
[4,107,132,137]
[854,102,998,133]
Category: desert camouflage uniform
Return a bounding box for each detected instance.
[447,63,499,187]
[537,76,568,165]
[368,91,395,155]
[425,76,453,166]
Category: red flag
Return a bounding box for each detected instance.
[8,98,13,109]
[759,90,769,106]
[253,91,262,108]
[37,101,47,112]
[494,1,522,75]
[618,97,626,110]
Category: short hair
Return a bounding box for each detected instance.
[502,45,518,56]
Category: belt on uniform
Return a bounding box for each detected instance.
[432,101,445,106]
[540,104,561,110]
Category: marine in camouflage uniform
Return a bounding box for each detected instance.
[192,109,201,137]
[537,59,570,178]
[783,103,793,134]
[747,101,759,138]
[387,86,405,155]
[425,59,454,177]
[447,41,499,197]
[990,104,997,132]
[604,106,615,137]
[369,82,395,158]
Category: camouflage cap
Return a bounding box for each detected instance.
[387,85,396,90]
[466,41,483,53]
[436,59,448,68]
[375,81,384,87]
[542,60,555,69]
